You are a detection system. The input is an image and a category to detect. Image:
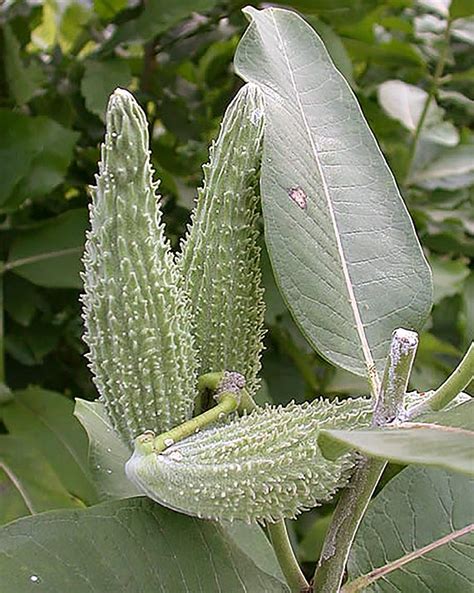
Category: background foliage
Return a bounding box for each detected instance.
[0,0,472,577]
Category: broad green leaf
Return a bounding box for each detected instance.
[319,400,474,474]
[344,39,425,68]
[439,89,474,116]
[0,498,290,593]
[31,0,57,50]
[0,435,83,516]
[101,0,219,48]
[0,469,29,526]
[411,144,474,189]
[58,2,91,54]
[3,24,44,106]
[429,254,470,303]
[378,80,459,146]
[450,0,474,18]
[271,0,379,24]
[93,0,127,20]
[0,110,78,211]
[347,466,474,592]
[7,209,88,288]
[81,60,132,119]
[452,17,474,43]
[3,275,40,327]
[235,7,432,380]
[417,0,449,18]
[74,399,139,501]
[0,388,97,505]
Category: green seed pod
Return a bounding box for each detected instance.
[178,83,265,398]
[126,396,372,522]
[82,88,198,446]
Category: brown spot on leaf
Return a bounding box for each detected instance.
[288,186,307,210]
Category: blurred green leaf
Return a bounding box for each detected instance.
[450,0,474,19]
[452,17,474,44]
[429,254,470,303]
[0,110,78,211]
[439,89,474,115]
[0,435,83,518]
[1,388,97,505]
[81,60,132,119]
[101,0,219,48]
[271,0,380,24]
[411,144,474,189]
[0,469,29,526]
[298,512,332,563]
[3,276,40,327]
[7,209,88,289]
[3,24,44,106]
[59,2,91,53]
[93,0,127,20]
[378,80,459,146]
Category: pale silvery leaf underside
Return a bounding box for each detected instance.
[235,7,433,385]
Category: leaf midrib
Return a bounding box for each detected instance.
[270,10,378,390]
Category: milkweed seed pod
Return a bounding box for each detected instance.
[178,83,265,398]
[81,89,198,446]
[126,396,372,522]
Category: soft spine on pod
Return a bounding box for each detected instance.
[126,396,372,522]
[178,83,265,398]
[81,89,198,446]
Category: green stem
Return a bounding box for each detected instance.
[153,392,239,453]
[407,342,474,418]
[404,18,452,185]
[267,520,310,593]
[312,329,419,593]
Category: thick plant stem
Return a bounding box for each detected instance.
[404,19,452,185]
[407,342,474,419]
[312,329,418,593]
[268,520,310,593]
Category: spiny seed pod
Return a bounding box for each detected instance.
[178,83,265,398]
[81,88,198,446]
[126,396,372,522]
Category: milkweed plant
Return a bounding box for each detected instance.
[78,7,473,593]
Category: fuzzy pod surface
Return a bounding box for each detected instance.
[126,396,372,522]
[178,83,265,398]
[82,89,198,446]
